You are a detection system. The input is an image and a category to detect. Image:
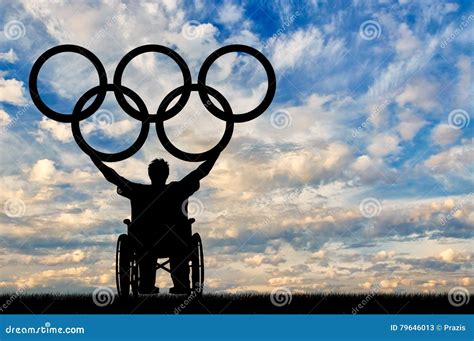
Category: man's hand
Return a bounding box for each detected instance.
[89,154,128,187]
[185,152,220,182]
[199,153,219,176]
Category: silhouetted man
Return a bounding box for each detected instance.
[89,153,218,294]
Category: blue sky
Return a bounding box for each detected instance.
[0,0,472,294]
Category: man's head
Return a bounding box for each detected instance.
[148,158,169,184]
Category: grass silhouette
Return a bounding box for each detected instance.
[0,292,471,314]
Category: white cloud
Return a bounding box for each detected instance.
[374,250,395,261]
[243,254,286,267]
[380,279,398,289]
[100,119,137,138]
[274,145,350,182]
[14,267,89,288]
[268,276,304,286]
[423,141,472,174]
[367,30,439,100]
[351,155,372,172]
[358,281,372,289]
[311,250,326,259]
[217,1,244,24]
[271,27,325,70]
[0,75,28,105]
[350,155,395,184]
[29,159,57,182]
[439,248,455,262]
[431,123,460,145]
[395,79,439,111]
[40,250,87,265]
[38,117,73,143]
[395,24,420,56]
[438,248,470,263]
[206,141,350,200]
[367,133,400,157]
[0,48,18,63]
[38,115,137,143]
[28,158,98,186]
[421,279,446,289]
[161,0,178,12]
[0,109,12,126]
[397,109,427,140]
[455,55,472,105]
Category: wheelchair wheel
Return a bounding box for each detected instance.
[190,233,204,295]
[116,234,132,298]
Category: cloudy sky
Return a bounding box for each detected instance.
[0,0,472,294]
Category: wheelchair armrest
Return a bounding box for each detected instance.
[123,219,131,226]
[188,218,196,225]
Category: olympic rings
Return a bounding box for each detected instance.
[29,44,276,162]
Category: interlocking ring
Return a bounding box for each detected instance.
[198,44,276,123]
[29,44,107,123]
[156,83,234,162]
[71,84,149,162]
[29,44,276,162]
[113,44,192,122]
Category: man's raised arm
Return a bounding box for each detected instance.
[89,154,129,188]
[183,154,220,184]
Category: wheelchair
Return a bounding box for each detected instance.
[115,218,204,299]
